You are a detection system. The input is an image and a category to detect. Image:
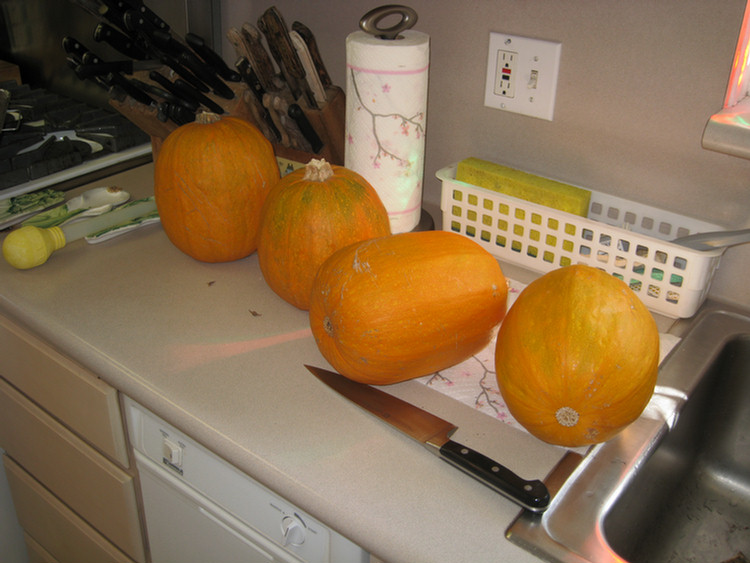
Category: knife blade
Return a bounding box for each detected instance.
[305,365,551,513]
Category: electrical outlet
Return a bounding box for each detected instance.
[484,32,562,121]
[494,50,516,98]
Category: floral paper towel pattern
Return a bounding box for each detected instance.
[414,278,526,431]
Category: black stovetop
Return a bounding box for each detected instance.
[1,80,149,191]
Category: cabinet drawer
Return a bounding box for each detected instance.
[24,533,61,563]
[3,455,136,563]
[0,380,146,563]
[0,316,128,466]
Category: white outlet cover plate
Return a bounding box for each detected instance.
[484,32,562,121]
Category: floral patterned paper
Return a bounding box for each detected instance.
[415,278,680,434]
[415,278,526,431]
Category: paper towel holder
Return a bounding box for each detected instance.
[359,5,418,40]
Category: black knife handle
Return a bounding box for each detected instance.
[178,51,235,100]
[186,32,241,82]
[137,3,169,32]
[63,36,96,64]
[75,61,133,79]
[173,78,225,115]
[93,22,148,60]
[288,103,323,153]
[104,72,155,106]
[147,71,199,111]
[439,440,550,512]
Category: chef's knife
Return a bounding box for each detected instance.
[306,365,551,513]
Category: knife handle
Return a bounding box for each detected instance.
[291,21,332,89]
[186,32,241,82]
[438,440,550,512]
[288,103,323,153]
[93,22,148,60]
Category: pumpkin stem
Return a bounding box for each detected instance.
[303,158,335,182]
[196,112,222,125]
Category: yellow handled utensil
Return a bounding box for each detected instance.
[3,197,157,269]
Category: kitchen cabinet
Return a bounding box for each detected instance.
[0,314,147,563]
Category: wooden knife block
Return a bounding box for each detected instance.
[272,86,346,167]
[109,71,345,167]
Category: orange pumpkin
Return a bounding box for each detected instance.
[258,159,391,310]
[154,112,279,262]
[309,231,508,384]
[495,265,659,447]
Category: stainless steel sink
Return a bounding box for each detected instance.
[506,307,750,563]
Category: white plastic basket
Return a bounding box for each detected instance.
[438,164,726,318]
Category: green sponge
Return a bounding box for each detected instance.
[455,157,591,217]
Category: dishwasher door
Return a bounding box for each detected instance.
[135,451,303,563]
[124,397,369,563]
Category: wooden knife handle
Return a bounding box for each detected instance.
[292,21,332,88]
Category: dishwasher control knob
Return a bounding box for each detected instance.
[281,514,306,546]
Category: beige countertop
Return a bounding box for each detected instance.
[0,163,575,563]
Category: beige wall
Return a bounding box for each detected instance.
[221,0,750,308]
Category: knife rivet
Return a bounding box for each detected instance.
[524,484,533,491]
[492,466,500,473]
[460,448,469,455]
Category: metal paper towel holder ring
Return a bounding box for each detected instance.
[359,5,418,40]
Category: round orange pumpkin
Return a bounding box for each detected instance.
[309,231,508,384]
[154,112,279,262]
[495,265,659,447]
[258,159,391,310]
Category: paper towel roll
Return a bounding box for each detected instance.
[345,30,430,233]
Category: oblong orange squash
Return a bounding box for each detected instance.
[154,112,279,263]
[495,265,660,447]
[309,231,508,384]
[258,159,390,310]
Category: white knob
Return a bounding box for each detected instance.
[281,515,306,546]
